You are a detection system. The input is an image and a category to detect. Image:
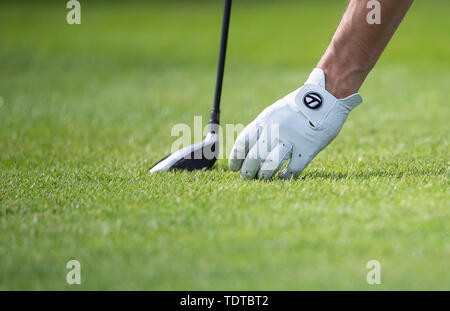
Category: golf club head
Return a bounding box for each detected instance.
[150,131,219,173]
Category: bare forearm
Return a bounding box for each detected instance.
[317,0,414,98]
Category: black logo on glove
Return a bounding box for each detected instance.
[303,92,323,109]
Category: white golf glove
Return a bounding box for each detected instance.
[229,68,362,180]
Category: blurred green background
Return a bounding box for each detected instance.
[0,0,449,290]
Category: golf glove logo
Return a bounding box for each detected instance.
[229,68,362,180]
[303,92,323,109]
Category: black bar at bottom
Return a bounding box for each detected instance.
[0,291,447,308]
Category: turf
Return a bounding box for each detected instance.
[0,0,449,290]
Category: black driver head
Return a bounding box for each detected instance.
[150,131,219,173]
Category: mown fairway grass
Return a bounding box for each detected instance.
[0,0,449,290]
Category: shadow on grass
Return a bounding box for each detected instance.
[156,161,446,182]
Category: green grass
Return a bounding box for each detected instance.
[0,0,449,290]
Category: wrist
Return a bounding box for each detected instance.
[316,44,368,98]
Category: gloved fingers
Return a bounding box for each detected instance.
[257,141,292,180]
[229,122,261,172]
[240,129,273,180]
[278,150,312,180]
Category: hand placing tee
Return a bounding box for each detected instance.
[228,68,362,180]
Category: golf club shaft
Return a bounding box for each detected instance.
[209,0,232,127]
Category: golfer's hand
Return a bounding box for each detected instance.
[228,68,363,180]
